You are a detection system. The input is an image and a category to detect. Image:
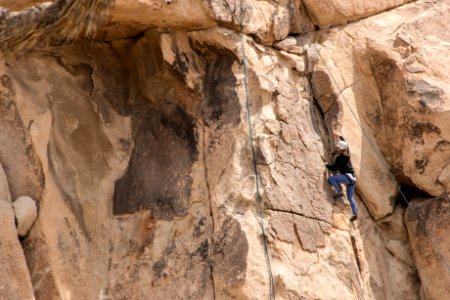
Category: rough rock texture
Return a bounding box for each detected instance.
[0,0,448,300]
[367,4,450,197]
[302,0,413,28]
[309,0,450,216]
[0,72,44,202]
[0,163,35,300]
[405,194,450,300]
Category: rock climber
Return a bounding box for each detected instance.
[326,133,357,222]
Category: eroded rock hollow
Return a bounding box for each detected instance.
[0,0,449,299]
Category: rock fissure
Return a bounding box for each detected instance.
[268,207,333,226]
[201,124,217,300]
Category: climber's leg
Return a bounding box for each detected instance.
[327,174,348,195]
[346,183,357,216]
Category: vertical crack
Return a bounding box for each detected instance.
[350,235,362,274]
[202,123,217,300]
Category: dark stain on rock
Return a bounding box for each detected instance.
[113,103,198,218]
[405,193,450,239]
[82,43,132,117]
[406,79,443,100]
[173,49,190,77]
[434,139,450,151]
[203,55,241,125]
[409,121,441,140]
[193,216,207,238]
[414,158,428,174]
[152,259,166,279]
[153,240,176,279]
[193,239,209,261]
[0,74,44,203]
[211,216,248,285]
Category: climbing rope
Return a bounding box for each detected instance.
[239,3,276,300]
[309,43,450,273]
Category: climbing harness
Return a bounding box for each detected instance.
[310,43,450,273]
[239,4,276,300]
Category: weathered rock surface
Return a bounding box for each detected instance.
[0,164,35,300]
[405,194,450,300]
[302,0,413,28]
[0,0,447,300]
[367,1,450,196]
[309,0,450,217]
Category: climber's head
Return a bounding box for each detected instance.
[336,140,348,152]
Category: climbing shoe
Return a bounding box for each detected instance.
[349,214,358,222]
[332,192,344,199]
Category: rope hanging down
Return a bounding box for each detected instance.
[310,43,450,273]
[239,4,276,300]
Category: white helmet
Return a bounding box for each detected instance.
[336,140,348,151]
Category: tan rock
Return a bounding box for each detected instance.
[0,0,214,35]
[376,205,408,240]
[109,0,215,34]
[405,194,450,300]
[0,0,45,11]
[355,199,419,299]
[438,164,450,191]
[4,42,133,299]
[0,72,44,202]
[366,1,450,196]
[311,43,398,220]
[0,164,34,300]
[309,0,450,217]
[302,0,413,28]
[273,37,305,55]
[0,1,446,299]
[208,0,313,43]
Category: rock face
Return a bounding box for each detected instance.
[302,0,413,28]
[0,164,35,300]
[405,194,450,300]
[367,4,450,196]
[0,0,448,300]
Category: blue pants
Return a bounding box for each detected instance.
[327,174,357,215]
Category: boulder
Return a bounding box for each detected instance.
[12,196,37,237]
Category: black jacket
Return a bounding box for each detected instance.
[326,135,355,175]
[326,154,354,175]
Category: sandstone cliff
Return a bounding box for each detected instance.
[0,0,448,299]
